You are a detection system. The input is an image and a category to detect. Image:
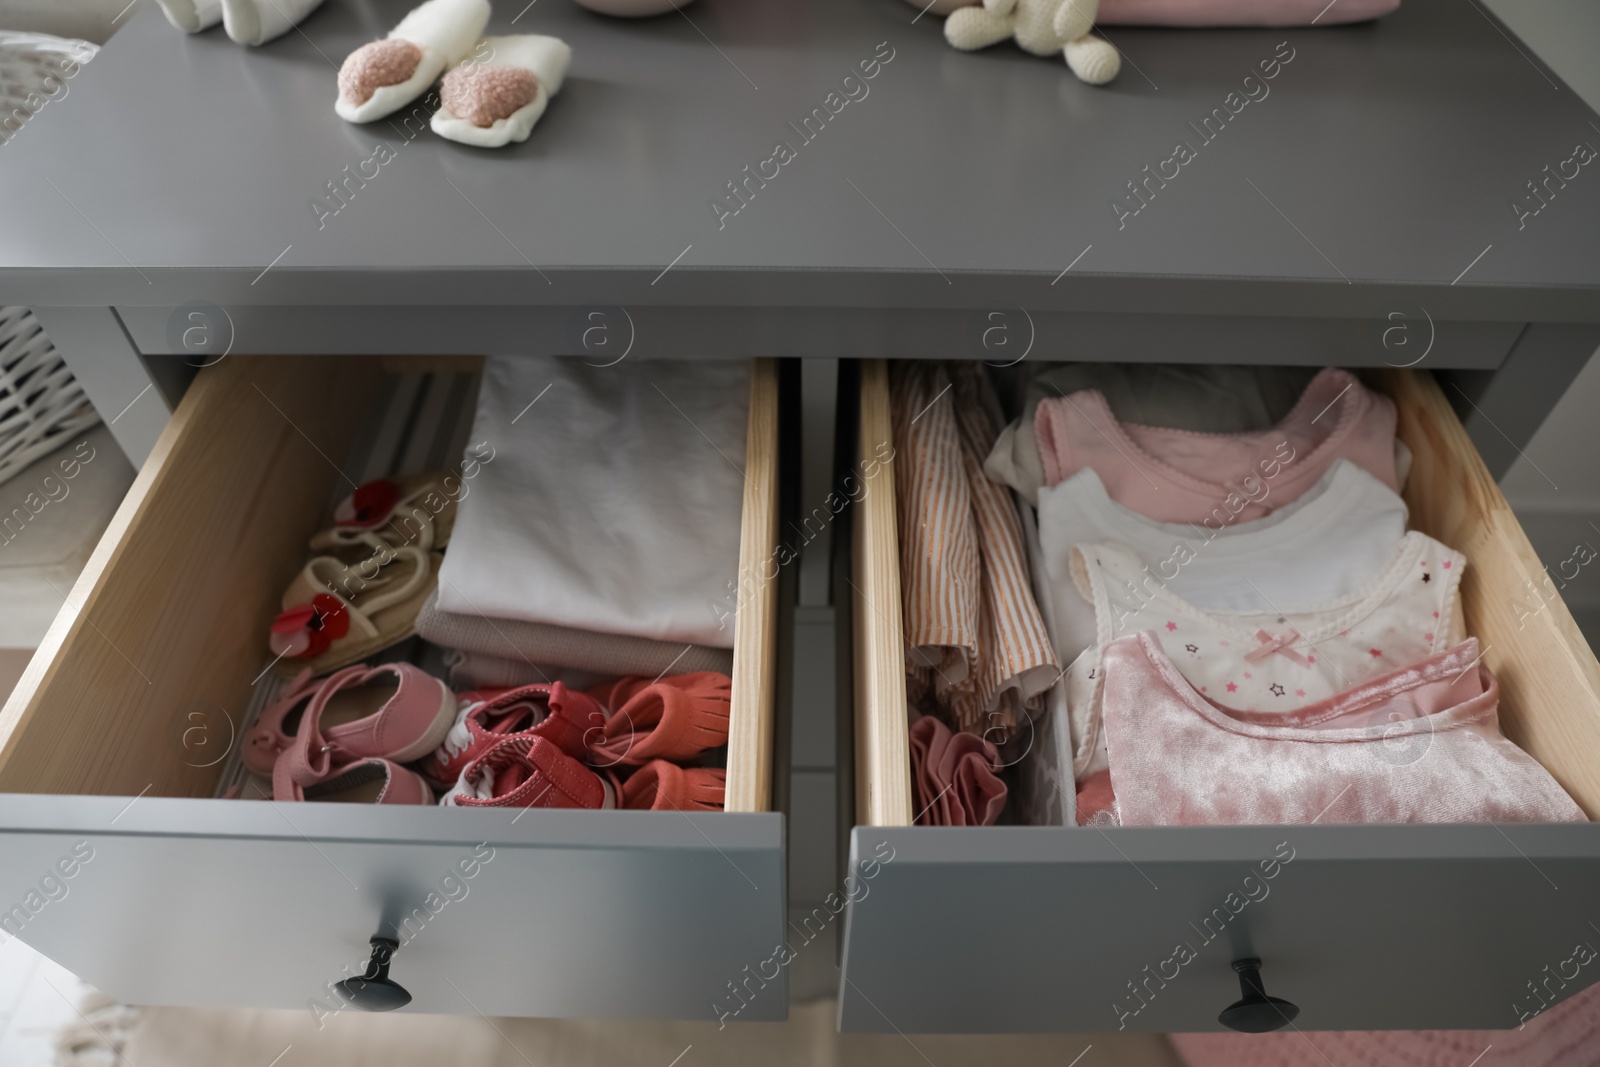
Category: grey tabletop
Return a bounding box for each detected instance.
[1,0,1598,320]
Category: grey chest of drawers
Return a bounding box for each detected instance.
[1,0,1599,1033]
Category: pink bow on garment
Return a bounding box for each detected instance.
[1244,628,1314,667]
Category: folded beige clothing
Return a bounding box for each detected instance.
[417,590,735,678]
[442,649,612,692]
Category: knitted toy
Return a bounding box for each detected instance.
[944,0,1121,85]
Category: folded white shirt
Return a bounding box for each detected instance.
[436,357,748,648]
[1037,459,1410,668]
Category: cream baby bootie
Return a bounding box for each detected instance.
[431,35,572,147]
[336,0,492,123]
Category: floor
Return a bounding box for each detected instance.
[0,939,93,1066]
[125,999,1182,1067]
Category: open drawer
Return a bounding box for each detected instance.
[841,360,1600,1034]
[0,355,786,1021]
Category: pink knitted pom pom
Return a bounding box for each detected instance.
[441,65,540,128]
[338,39,423,105]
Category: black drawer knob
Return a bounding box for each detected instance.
[1218,957,1299,1033]
[336,937,411,1012]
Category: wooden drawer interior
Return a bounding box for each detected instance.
[851,361,1600,825]
[0,355,779,811]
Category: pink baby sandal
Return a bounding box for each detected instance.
[242,667,322,776]
[272,662,456,799]
[280,757,435,805]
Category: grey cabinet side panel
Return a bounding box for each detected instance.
[31,306,172,468]
[1439,323,1600,479]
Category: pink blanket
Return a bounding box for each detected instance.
[1097,0,1400,26]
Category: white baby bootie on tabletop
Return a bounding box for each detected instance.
[431,35,572,147]
[336,0,492,123]
[220,0,326,45]
[153,0,223,33]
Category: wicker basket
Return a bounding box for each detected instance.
[1,31,99,146]
[0,32,106,487]
[0,307,103,487]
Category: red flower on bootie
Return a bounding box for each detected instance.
[333,479,401,528]
[269,594,350,659]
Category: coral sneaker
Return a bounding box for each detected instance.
[440,735,617,809]
[427,681,601,788]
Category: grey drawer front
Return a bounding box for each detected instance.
[0,795,785,1020]
[839,823,1600,1034]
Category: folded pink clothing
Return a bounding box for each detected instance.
[1033,367,1398,523]
[909,715,1008,826]
[1173,980,1600,1067]
[1100,633,1585,827]
[1097,0,1400,26]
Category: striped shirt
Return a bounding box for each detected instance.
[891,361,1059,740]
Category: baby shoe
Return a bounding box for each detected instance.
[428,684,531,786]
[242,667,322,776]
[309,472,461,561]
[336,0,491,123]
[440,735,618,809]
[620,761,726,812]
[430,35,571,147]
[278,757,435,804]
[267,545,440,675]
[586,672,731,766]
[427,681,602,787]
[273,663,457,795]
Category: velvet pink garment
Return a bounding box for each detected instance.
[909,715,1007,826]
[1097,0,1400,26]
[1173,980,1600,1067]
[1099,633,1585,827]
[1033,368,1398,523]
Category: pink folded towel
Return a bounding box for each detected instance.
[1096,0,1400,26]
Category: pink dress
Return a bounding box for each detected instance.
[1099,632,1584,827]
[1067,534,1467,796]
[1033,368,1399,523]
